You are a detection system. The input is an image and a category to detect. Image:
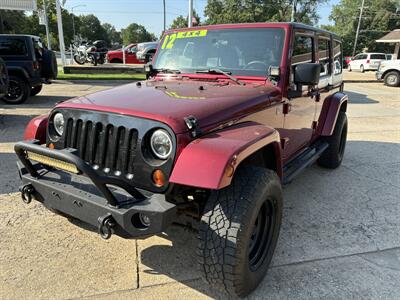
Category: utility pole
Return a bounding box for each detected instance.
[163,0,166,32]
[43,0,51,49]
[56,0,66,67]
[291,0,297,22]
[71,5,86,41]
[353,0,365,57]
[188,0,193,27]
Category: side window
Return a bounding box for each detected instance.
[33,39,43,59]
[318,37,330,76]
[292,35,314,65]
[333,40,342,75]
[0,38,27,56]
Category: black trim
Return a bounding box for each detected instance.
[16,158,177,239]
[47,109,176,193]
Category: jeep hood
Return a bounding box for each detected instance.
[56,80,281,134]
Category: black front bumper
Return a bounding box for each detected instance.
[15,140,177,239]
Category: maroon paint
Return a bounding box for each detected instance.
[320,93,348,136]
[24,114,48,142]
[170,122,281,189]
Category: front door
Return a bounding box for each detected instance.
[280,32,317,160]
[126,45,139,64]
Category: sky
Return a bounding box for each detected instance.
[64,0,341,36]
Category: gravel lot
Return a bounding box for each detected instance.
[0,79,399,299]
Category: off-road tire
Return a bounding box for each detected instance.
[318,111,348,169]
[384,71,400,87]
[2,75,30,104]
[198,166,283,297]
[30,84,43,96]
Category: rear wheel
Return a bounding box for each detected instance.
[384,71,400,87]
[198,166,282,297]
[2,75,30,104]
[318,111,348,169]
[30,84,43,96]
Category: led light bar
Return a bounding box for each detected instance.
[26,152,79,174]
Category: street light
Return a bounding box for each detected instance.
[71,4,86,41]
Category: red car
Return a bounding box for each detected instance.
[15,23,348,297]
[106,43,145,64]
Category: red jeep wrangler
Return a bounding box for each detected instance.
[15,23,347,297]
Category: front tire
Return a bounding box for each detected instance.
[360,65,365,73]
[2,75,30,104]
[198,166,283,297]
[318,111,348,169]
[384,71,400,87]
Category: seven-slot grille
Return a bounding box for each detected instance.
[64,118,138,177]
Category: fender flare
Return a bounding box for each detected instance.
[24,114,48,143]
[319,92,348,136]
[6,66,30,79]
[169,122,282,190]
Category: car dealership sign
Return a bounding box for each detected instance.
[0,0,37,11]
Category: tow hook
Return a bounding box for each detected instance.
[98,214,115,240]
[20,184,34,204]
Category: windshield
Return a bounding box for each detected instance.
[153,28,285,77]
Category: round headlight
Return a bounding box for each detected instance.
[150,129,172,159]
[53,112,65,136]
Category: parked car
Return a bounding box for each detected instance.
[0,57,9,99]
[376,59,400,87]
[15,23,348,297]
[106,43,145,64]
[136,41,158,62]
[344,55,352,68]
[0,34,57,104]
[348,52,387,72]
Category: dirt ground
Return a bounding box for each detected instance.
[0,79,399,299]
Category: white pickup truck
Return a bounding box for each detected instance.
[376,59,400,87]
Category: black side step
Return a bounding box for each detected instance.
[283,141,329,185]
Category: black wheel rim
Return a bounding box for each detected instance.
[5,80,23,101]
[248,199,275,271]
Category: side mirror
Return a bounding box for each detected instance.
[294,63,321,86]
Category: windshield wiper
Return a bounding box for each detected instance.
[154,68,181,74]
[196,68,245,86]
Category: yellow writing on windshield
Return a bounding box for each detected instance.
[161,30,208,49]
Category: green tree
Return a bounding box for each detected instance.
[204,0,326,25]
[121,23,156,45]
[170,10,201,29]
[328,0,400,55]
[102,23,122,45]
[78,14,109,44]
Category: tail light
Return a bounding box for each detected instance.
[366,59,370,63]
[32,61,40,70]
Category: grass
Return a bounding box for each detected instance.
[57,71,146,81]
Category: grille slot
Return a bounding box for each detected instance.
[64,119,138,176]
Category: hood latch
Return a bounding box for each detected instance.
[184,115,202,138]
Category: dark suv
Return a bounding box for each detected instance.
[0,35,57,104]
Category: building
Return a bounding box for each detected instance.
[376,29,400,59]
